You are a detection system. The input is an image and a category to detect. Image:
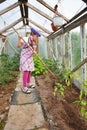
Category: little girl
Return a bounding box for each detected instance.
[17,28,41,94]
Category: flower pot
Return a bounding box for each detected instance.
[51,22,58,32]
[53,16,63,27]
[2,38,6,43]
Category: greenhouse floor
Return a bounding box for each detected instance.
[4,73,48,130]
[2,72,87,130]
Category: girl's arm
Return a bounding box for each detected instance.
[32,35,38,53]
[17,35,23,48]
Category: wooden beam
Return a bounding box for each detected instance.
[67,32,72,70]
[27,18,51,34]
[19,3,25,25]
[80,24,86,81]
[24,3,28,25]
[82,0,87,3]
[21,0,29,25]
[5,25,25,36]
[71,57,87,73]
[0,2,21,15]
[64,14,87,32]
[0,18,22,34]
[0,34,6,38]
[25,2,53,22]
[68,7,87,23]
[36,0,69,22]
[48,12,87,39]
[0,0,6,4]
[18,0,26,25]
[61,34,66,67]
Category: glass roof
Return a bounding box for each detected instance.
[0,0,86,36]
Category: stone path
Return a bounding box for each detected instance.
[4,73,48,130]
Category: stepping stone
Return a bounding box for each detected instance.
[10,88,40,105]
[4,103,48,130]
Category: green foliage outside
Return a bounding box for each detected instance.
[64,32,81,67]
[71,32,81,66]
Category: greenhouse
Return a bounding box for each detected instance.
[0,0,87,130]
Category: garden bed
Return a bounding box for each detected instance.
[0,81,16,130]
[35,73,87,130]
[0,72,87,130]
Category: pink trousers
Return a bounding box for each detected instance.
[23,71,30,87]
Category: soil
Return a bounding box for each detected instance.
[0,82,16,130]
[35,73,87,130]
[0,73,87,130]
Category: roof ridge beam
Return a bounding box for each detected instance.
[24,0,28,25]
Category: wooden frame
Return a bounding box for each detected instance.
[48,7,87,39]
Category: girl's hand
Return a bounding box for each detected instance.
[33,50,37,55]
[18,34,22,39]
[17,34,23,47]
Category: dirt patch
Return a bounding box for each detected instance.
[0,82,16,129]
[35,73,87,130]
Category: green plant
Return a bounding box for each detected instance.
[42,58,53,69]
[43,58,72,85]
[0,53,20,85]
[74,99,87,119]
[32,54,47,76]
[74,80,87,119]
[53,82,66,97]
[0,122,4,129]
[42,58,73,98]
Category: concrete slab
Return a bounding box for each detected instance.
[10,74,40,105]
[4,73,48,130]
[10,88,40,105]
[4,103,47,130]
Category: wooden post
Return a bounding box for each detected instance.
[67,32,72,70]
[50,39,54,60]
[51,39,56,61]
[80,24,86,81]
[61,34,66,67]
[47,40,51,58]
[56,37,59,60]
[53,38,58,60]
